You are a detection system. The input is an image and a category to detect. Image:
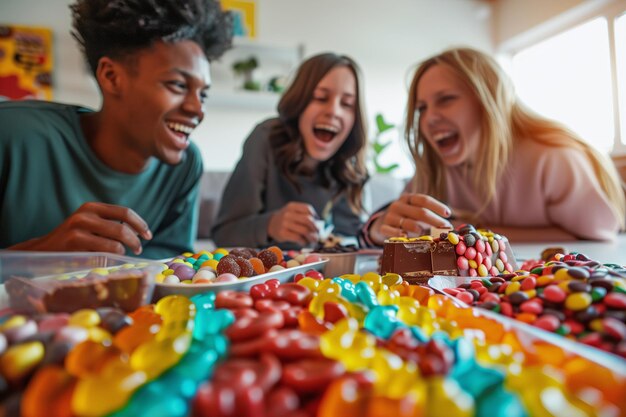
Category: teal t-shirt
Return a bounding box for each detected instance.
[0,100,202,259]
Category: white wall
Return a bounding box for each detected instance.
[0,0,493,176]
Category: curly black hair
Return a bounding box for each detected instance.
[70,0,233,75]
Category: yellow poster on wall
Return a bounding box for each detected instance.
[0,25,53,101]
[221,0,256,39]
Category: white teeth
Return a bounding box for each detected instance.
[167,122,194,135]
[314,124,339,133]
[432,131,455,141]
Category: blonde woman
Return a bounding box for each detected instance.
[362,47,624,245]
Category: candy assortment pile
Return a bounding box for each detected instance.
[441,252,626,357]
[381,225,516,283]
[157,247,323,285]
[1,268,624,416]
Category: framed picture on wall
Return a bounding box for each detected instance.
[221,0,256,39]
[0,25,53,101]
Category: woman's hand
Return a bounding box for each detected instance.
[370,193,452,245]
[267,202,319,246]
[10,202,152,255]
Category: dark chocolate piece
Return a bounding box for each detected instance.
[5,270,148,314]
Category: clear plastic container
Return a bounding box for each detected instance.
[0,251,162,313]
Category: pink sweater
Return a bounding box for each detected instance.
[408,139,621,241]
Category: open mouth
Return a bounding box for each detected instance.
[432,131,459,151]
[313,124,339,143]
[167,122,194,143]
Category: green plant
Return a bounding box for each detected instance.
[232,56,259,91]
[371,113,400,174]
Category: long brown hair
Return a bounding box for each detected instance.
[270,53,368,213]
[405,47,625,227]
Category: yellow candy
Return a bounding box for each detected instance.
[0,315,27,331]
[69,309,101,328]
[447,232,460,245]
[477,264,488,277]
[564,292,592,311]
[72,359,147,416]
[505,281,521,295]
[0,341,44,382]
[495,258,505,272]
[213,248,229,256]
[88,327,113,343]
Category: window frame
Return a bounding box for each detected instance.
[496,1,626,155]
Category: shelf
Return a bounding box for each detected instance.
[207,40,304,111]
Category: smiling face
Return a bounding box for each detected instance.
[415,64,482,166]
[298,65,356,167]
[118,40,211,166]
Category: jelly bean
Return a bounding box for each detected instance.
[265,386,301,417]
[229,329,276,358]
[21,365,75,417]
[264,329,323,360]
[215,291,253,309]
[37,313,70,333]
[0,341,45,382]
[271,283,312,306]
[55,325,90,345]
[225,310,284,342]
[2,318,37,344]
[98,309,132,334]
[250,282,271,300]
[282,358,345,394]
[255,299,290,312]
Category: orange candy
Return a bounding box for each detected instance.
[249,257,266,275]
[267,245,284,264]
[21,365,76,417]
[65,340,122,377]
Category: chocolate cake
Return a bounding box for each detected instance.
[5,269,150,314]
[381,225,516,284]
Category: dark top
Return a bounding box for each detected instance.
[211,118,363,249]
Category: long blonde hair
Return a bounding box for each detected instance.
[405,47,625,227]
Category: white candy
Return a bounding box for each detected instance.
[269,265,285,272]
[286,259,300,269]
[193,269,216,280]
[164,274,181,284]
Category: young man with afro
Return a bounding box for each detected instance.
[0,0,233,258]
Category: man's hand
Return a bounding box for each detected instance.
[10,202,152,255]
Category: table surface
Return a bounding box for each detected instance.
[511,233,626,265]
[197,234,626,267]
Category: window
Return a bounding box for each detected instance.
[500,7,625,155]
[616,12,626,153]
